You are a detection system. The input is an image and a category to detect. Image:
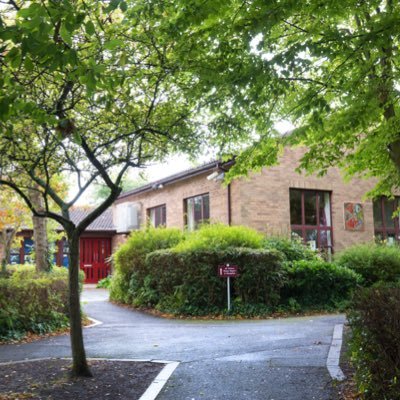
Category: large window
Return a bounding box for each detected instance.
[373,197,400,244]
[185,193,210,231]
[147,204,166,227]
[289,189,332,251]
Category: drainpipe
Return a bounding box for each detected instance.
[227,183,232,226]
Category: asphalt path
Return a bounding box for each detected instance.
[0,288,345,400]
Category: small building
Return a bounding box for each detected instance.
[1,208,115,284]
[113,147,397,253]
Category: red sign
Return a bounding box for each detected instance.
[218,264,239,277]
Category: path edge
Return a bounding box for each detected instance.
[327,323,345,381]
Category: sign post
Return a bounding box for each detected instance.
[218,263,239,312]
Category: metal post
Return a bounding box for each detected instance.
[227,276,231,312]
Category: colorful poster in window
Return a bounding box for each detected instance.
[344,202,364,231]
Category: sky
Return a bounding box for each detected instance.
[72,120,295,206]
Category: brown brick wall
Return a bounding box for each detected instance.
[235,146,376,251]
[113,147,379,253]
[113,171,231,250]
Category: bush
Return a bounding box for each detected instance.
[336,243,400,285]
[349,286,400,399]
[264,236,319,263]
[173,224,264,252]
[281,260,361,309]
[97,275,112,288]
[133,247,285,315]
[0,266,70,340]
[109,227,184,303]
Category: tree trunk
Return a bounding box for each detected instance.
[1,229,16,274]
[67,232,92,377]
[30,189,50,272]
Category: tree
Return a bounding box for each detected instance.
[166,1,400,194]
[0,1,240,376]
[0,188,30,273]
[91,174,147,204]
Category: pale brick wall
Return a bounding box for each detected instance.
[235,147,376,251]
[113,171,230,246]
[113,148,379,253]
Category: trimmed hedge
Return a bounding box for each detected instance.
[109,227,184,303]
[173,224,264,252]
[349,286,400,399]
[281,260,362,309]
[129,247,285,315]
[0,266,71,340]
[336,243,400,285]
[264,236,319,263]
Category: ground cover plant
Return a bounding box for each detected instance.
[0,265,72,340]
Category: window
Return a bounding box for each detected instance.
[373,197,400,244]
[148,204,166,227]
[185,193,210,231]
[289,189,332,251]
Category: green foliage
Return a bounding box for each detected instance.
[0,266,70,340]
[97,275,112,289]
[336,243,400,286]
[109,227,184,303]
[134,247,284,315]
[173,224,264,252]
[264,236,319,263]
[349,286,400,399]
[281,260,361,309]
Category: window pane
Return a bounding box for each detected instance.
[304,192,317,225]
[194,197,202,222]
[290,189,302,225]
[305,229,317,250]
[383,198,396,229]
[319,192,331,227]
[319,230,332,248]
[373,200,383,229]
[186,198,195,231]
[202,195,210,220]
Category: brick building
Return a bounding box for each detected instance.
[113,146,396,253]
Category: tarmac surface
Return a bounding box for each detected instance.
[0,287,345,400]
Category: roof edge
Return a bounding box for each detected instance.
[118,159,233,200]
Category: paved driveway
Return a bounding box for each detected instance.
[0,288,345,399]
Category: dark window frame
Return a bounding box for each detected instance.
[184,193,210,230]
[373,197,400,242]
[147,204,167,227]
[289,188,333,251]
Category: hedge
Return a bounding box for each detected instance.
[336,243,400,285]
[281,260,362,309]
[109,227,184,303]
[0,266,71,340]
[349,286,400,399]
[129,247,285,315]
[264,236,319,263]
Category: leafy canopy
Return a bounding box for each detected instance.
[162,0,400,194]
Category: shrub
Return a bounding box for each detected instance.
[349,286,400,399]
[109,227,184,303]
[0,266,70,340]
[173,224,264,252]
[281,260,361,309]
[97,275,112,288]
[336,243,400,285]
[264,236,319,263]
[135,247,285,315]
